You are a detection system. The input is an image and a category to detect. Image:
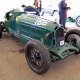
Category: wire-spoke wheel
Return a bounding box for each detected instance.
[25,40,50,74]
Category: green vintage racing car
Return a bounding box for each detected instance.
[0,8,80,74]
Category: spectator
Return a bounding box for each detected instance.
[58,0,70,29]
[33,0,42,12]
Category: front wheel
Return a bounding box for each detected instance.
[65,29,80,54]
[25,40,50,74]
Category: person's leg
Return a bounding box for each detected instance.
[59,12,67,29]
[63,15,67,28]
[59,13,64,28]
[59,13,61,24]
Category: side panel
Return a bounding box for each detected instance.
[18,21,50,43]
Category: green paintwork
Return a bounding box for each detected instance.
[4,8,79,61]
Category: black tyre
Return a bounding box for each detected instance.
[0,21,4,38]
[25,40,50,74]
[75,16,80,27]
[65,29,80,53]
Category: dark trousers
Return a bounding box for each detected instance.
[59,12,67,28]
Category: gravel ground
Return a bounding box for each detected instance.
[0,32,80,80]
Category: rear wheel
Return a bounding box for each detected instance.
[25,40,50,74]
[0,21,4,38]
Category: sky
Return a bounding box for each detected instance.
[0,0,34,21]
[0,0,80,21]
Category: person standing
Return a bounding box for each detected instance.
[58,0,70,28]
[33,0,42,12]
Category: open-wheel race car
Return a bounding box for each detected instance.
[0,8,80,74]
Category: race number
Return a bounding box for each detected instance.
[35,19,49,26]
